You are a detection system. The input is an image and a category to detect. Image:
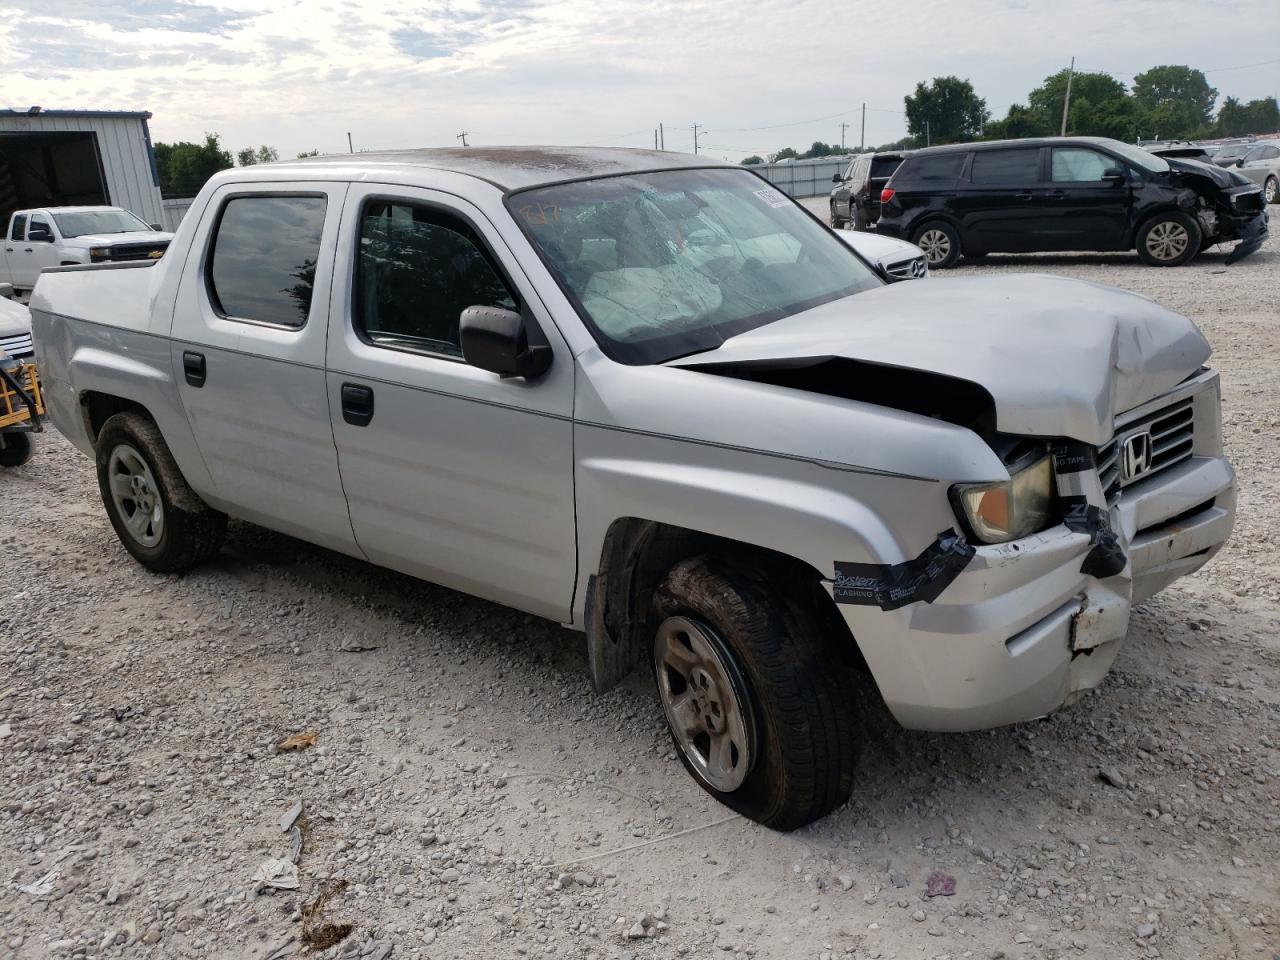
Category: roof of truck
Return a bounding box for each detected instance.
[287,146,724,191]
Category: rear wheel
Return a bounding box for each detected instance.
[96,412,227,572]
[652,555,860,830]
[850,204,866,232]
[1265,176,1278,205]
[1135,211,1201,267]
[829,202,847,228]
[0,431,33,467]
[912,221,962,269]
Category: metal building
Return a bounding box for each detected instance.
[0,108,165,232]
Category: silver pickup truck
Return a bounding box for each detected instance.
[30,147,1236,829]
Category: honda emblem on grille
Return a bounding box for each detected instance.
[1121,431,1153,482]
[911,258,926,278]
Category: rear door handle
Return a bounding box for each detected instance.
[1013,191,1034,200]
[182,351,206,387]
[1043,190,1067,200]
[341,383,374,426]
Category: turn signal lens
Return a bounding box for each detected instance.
[953,455,1055,544]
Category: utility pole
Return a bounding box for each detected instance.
[692,124,701,155]
[1061,56,1075,137]
[839,122,850,149]
[659,123,664,150]
[925,120,931,147]
[456,131,469,147]
[860,103,866,152]
[347,132,353,153]
[654,129,659,150]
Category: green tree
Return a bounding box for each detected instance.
[988,70,1136,140]
[1131,65,1217,138]
[296,149,321,158]
[1217,96,1280,137]
[904,76,989,144]
[770,147,799,162]
[237,145,280,166]
[739,155,764,165]
[152,133,233,198]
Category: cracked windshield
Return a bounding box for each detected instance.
[514,168,881,363]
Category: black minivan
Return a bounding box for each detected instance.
[876,136,1268,268]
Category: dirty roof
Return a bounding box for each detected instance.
[289,146,724,191]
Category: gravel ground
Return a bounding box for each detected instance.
[2,220,1278,960]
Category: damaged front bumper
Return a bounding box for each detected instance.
[833,378,1236,732]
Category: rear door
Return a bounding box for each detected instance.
[169,181,361,556]
[953,147,1045,252]
[1044,146,1131,251]
[1240,144,1279,188]
[325,185,577,621]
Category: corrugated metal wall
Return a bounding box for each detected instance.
[745,156,851,199]
[160,197,194,232]
[0,113,164,226]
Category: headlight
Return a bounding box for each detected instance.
[952,454,1055,544]
[90,247,111,261]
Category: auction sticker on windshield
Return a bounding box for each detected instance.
[753,187,791,208]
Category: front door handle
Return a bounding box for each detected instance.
[23,247,32,252]
[1043,190,1067,200]
[182,351,206,387]
[1013,191,1034,200]
[341,383,375,426]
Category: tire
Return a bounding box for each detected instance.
[651,555,860,830]
[1265,176,1278,205]
[1135,211,1202,267]
[911,220,962,269]
[95,412,226,572]
[0,431,33,467]
[829,202,846,229]
[850,204,866,232]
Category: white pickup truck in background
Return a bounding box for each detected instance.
[1,206,173,294]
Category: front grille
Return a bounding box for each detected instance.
[885,255,926,281]
[1097,395,1196,500]
[0,332,34,359]
[99,242,169,262]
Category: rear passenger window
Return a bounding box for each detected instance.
[10,214,26,241]
[355,201,517,358]
[971,148,1041,183]
[208,195,327,328]
[905,154,965,181]
[1051,149,1113,182]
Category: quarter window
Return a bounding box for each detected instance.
[208,195,327,328]
[971,148,1041,183]
[1051,149,1114,182]
[10,214,26,241]
[906,154,966,181]
[355,201,517,358]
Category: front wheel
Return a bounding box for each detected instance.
[0,431,33,467]
[1135,212,1201,267]
[652,555,860,830]
[912,221,962,269]
[850,204,866,232]
[96,412,227,572]
[829,203,847,229]
[1265,176,1278,205]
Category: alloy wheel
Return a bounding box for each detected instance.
[1145,220,1190,261]
[654,616,755,792]
[106,443,165,548]
[917,228,951,264]
[1266,179,1278,204]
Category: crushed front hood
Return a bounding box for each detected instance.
[669,275,1210,445]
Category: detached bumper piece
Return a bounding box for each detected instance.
[1224,209,1269,265]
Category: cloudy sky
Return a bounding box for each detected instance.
[2,0,1278,161]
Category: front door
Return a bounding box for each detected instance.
[169,181,361,556]
[325,185,577,621]
[953,146,1046,253]
[1042,147,1132,251]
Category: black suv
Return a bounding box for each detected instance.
[829,152,907,230]
[876,136,1268,268]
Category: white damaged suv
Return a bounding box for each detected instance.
[30,148,1235,829]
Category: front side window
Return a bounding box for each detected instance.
[208,195,326,327]
[27,214,52,240]
[10,214,27,241]
[513,168,880,365]
[971,148,1041,183]
[356,201,516,358]
[53,209,150,238]
[1051,148,1114,182]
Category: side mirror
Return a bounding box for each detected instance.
[1101,167,1126,184]
[831,173,843,184]
[1235,158,1246,167]
[459,305,552,379]
[27,227,53,242]
[149,223,163,231]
